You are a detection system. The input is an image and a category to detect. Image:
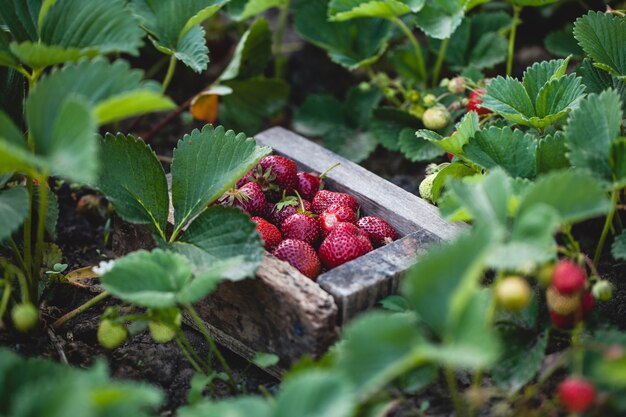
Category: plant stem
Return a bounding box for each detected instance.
[8,238,27,273]
[593,189,619,268]
[176,337,205,374]
[23,177,34,300]
[444,367,465,417]
[432,38,449,88]
[33,173,49,299]
[162,55,177,93]
[52,291,110,329]
[273,0,291,79]
[0,281,12,323]
[185,305,238,393]
[391,16,427,83]
[506,6,522,77]
[178,330,209,373]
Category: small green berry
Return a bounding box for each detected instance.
[419,174,436,203]
[423,94,437,107]
[383,87,396,98]
[495,276,532,312]
[97,319,128,349]
[406,90,420,103]
[448,77,466,94]
[148,322,177,343]
[592,280,613,301]
[422,105,450,130]
[358,82,371,92]
[536,263,554,287]
[11,303,38,332]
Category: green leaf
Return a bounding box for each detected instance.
[178,396,272,417]
[220,78,290,135]
[574,11,626,77]
[431,162,476,202]
[414,0,466,40]
[416,111,479,155]
[402,227,491,336]
[275,370,356,417]
[252,352,280,368]
[389,45,424,83]
[482,76,535,123]
[336,311,427,398]
[509,0,558,5]
[0,0,39,43]
[399,128,445,162]
[534,74,585,120]
[294,0,393,70]
[131,0,229,72]
[227,0,287,21]
[463,127,537,179]
[0,187,29,242]
[545,24,583,58]
[492,330,548,391]
[344,86,383,129]
[518,170,611,224]
[564,90,623,184]
[324,128,378,163]
[578,59,626,113]
[171,125,270,230]
[96,133,169,238]
[536,131,570,174]
[0,67,25,126]
[522,58,570,105]
[169,207,264,281]
[612,230,626,261]
[328,0,425,21]
[95,90,175,125]
[101,249,193,308]
[294,95,345,137]
[219,18,272,81]
[370,107,420,151]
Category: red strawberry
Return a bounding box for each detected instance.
[269,195,312,227]
[320,204,356,237]
[312,190,359,214]
[281,213,319,245]
[558,377,596,413]
[272,239,321,279]
[550,311,576,328]
[552,260,587,294]
[296,163,340,201]
[356,216,398,247]
[467,88,490,115]
[251,217,282,251]
[581,291,594,315]
[218,182,266,216]
[240,156,298,200]
[319,223,373,269]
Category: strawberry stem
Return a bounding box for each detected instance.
[294,190,306,213]
[319,162,341,180]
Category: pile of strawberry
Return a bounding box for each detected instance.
[218,155,398,279]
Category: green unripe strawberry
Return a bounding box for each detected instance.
[11,303,38,332]
[448,77,466,94]
[419,174,436,203]
[148,321,177,343]
[592,280,613,301]
[422,105,450,130]
[423,94,437,107]
[495,276,531,312]
[97,319,128,349]
[536,263,554,287]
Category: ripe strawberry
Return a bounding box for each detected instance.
[251,217,282,251]
[552,260,587,294]
[269,195,312,227]
[467,88,490,115]
[281,213,319,245]
[296,163,340,201]
[550,311,576,328]
[312,190,359,214]
[581,291,594,315]
[495,276,531,312]
[319,223,373,269]
[546,287,581,315]
[272,239,321,279]
[558,377,596,413]
[240,156,297,199]
[320,204,356,237]
[356,216,398,247]
[219,182,266,216]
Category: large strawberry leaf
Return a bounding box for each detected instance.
[544,24,583,59]
[218,19,272,81]
[612,230,626,261]
[179,397,273,417]
[96,134,169,239]
[413,0,466,40]
[170,125,271,232]
[563,90,624,188]
[328,0,425,21]
[168,206,264,281]
[416,111,479,155]
[574,11,626,78]
[482,59,586,129]
[294,0,393,70]
[536,132,569,174]
[226,0,287,21]
[399,128,445,162]
[0,187,29,242]
[0,0,144,70]
[130,0,230,72]
[577,59,626,113]
[462,127,537,179]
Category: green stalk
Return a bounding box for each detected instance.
[185,305,238,393]
[391,16,427,82]
[176,337,205,374]
[23,177,34,299]
[178,330,210,373]
[444,367,465,417]
[0,281,11,323]
[506,6,522,77]
[32,173,49,299]
[593,189,619,268]
[273,0,291,79]
[162,55,177,93]
[52,291,110,329]
[432,38,449,88]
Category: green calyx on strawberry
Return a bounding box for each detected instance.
[356,216,398,247]
[219,182,267,216]
[11,303,39,332]
[272,239,321,279]
[495,276,532,312]
[252,216,282,251]
[97,319,128,349]
[558,377,596,413]
[320,203,356,237]
[296,162,340,201]
[312,190,359,214]
[319,222,373,269]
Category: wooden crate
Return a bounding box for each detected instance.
[189,127,463,377]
